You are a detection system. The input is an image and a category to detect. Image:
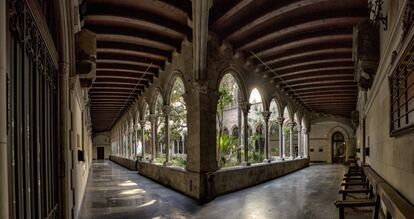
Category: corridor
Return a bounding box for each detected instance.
[79,161,370,219]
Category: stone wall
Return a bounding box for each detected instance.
[138,158,309,201]
[356,0,414,205]
[93,132,111,160]
[109,155,138,171]
[309,119,356,162]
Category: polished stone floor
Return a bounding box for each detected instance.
[79,160,372,219]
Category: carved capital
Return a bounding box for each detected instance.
[262,111,271,121]
[288,122,296,129]
[192,80,209,94]
[276,117,285,125]
[148,114,158,123]
[139,120,146,127]
[296,125,302,133]
[239,102,251,115]
[162,105,173,116]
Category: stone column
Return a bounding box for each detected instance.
[277,117,285,160]
[134,124,139,159]
[149,114,157,161]
[140,120,146,159]
[162,105,172,166]
[303,127,309,158]
[296,125,302,158]
[289,122,295,159]
[240,102,251,165]
[0,0,8,217]
[262,111,271,162]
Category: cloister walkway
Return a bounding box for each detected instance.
[79,161,371,219]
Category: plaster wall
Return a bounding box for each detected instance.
[70,83,93,218]
[309,120,356,163]
[93,132,111,160]
[356,0,414,204]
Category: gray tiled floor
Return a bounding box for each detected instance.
[79,161,372,219]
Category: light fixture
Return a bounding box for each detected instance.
[369,0,388,30]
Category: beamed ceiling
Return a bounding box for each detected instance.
[84,0,367,132]
[210,0,367,117]
[83,0,192,132]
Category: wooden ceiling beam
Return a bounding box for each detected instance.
[292,84,357,92]
[273,66,354,78]
[253,34,352,59]
[283,74,353,83]
[272,58,353,72]
[262,47,352,67]
[238,16,362,52]
[210,0,256,30]
[97,48,167,61]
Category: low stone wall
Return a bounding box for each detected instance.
[109,155,137,171]
[214,158,309,195]
[138,158,309,202]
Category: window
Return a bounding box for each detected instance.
[390,39,414,135]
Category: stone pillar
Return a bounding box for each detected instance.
[237,105,242,162]
[289,122,295,159]
[303,127,309,158]
[240,102,251,165]
[140,120,146,159]
[149,114,157,161]
[296,125,302,158]
[0,0,8,217]
[134,124,139,159]
[277,117,285,160]
[162,105,172,166]
[262,111,271,162]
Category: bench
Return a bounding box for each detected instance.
[335,200,377,219]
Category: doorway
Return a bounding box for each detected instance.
[97,147,105,160]
[332,132,346,163]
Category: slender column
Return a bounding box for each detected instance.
[289,122,296,159]
[262,111,271,162]
[0,0,8,216]
[134,124,139,159]
[240,102,251,165]
[297,125,302,158]
[237,105,242,162]
[277,117,285,160]
[162,105,172,165]
[303,127,309,158]
[149,114,157,161]
[140,120,146,159]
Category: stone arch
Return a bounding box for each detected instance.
[165,70,187,105]
[142,101,150,120]
[216,66,248,103]
[230,125,239,137]
[327,126,350,141]
[151,88,164,114]
[248,87,266,111]
[283,104,294,122]
[269,96,283,118]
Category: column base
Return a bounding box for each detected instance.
[241,161,251,166]
[263,159,271,163]
[163,161,172,166]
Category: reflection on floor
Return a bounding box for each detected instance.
[79,160,371,219]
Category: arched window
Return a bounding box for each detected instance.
[231,126,239,138]
[269,99,280,158]
[332,132,346,163]
[169,77,187,167]
[217,73,242,168]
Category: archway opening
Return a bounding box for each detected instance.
[332,131,346,164]
[283,107,291,158]
[154,93,165,164]
[248,88,264,163]
[143,103,151,160]
[216,73,242,168]
[269,99,280,159]
[169,77,187,167]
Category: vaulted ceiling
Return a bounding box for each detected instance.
[82,0,191,132]
[84,0,367,132]
[210,0,367,117]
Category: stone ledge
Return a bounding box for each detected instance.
[137,158,310,202]
[109,155,137,171]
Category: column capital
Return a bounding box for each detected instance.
[262,111,271,121]
[296,125,302,132]
[148,114,158,122]
[288,121,296,128]
[276,117,285,124]
[162,105,173,116]
[302,127,310,134]
[139,120,146,126]
[239,102,251,114]
[133,124,139,131]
